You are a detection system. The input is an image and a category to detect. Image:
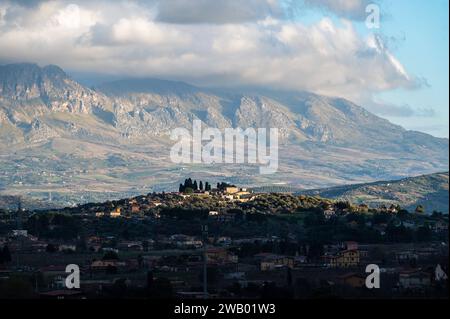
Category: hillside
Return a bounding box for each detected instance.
[0,63,448,207]
[298,172,449,214]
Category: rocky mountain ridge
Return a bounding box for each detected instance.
[0,63,448,207]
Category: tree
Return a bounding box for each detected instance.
[307,242,324,260]
[150,277,173,298]
[146,271,154,290]
[45,244,58,253]
[416,226,432,242]
[198,267,221,285]
[193,180,198,191]
[106,265,118,274]
[0,246,11,264]
[76,238,87,252]
[0,277,34,299]
[103,251,119,260]
[137,254,144,268]
[199,181,203,191]
[109,278,126,297]
[179,184,184,193]
[287,267,293,287]
[415,205,425,214]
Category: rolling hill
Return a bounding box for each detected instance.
[298,172,449,214]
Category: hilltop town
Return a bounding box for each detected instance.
[0,178,448,299]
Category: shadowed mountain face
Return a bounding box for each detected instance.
[0,63,448,207]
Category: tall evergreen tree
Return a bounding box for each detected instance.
[199,181,203,191]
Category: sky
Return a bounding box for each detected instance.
[0,0,448,137]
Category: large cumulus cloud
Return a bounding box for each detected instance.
[0,0,418,104]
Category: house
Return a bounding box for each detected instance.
[255,253,294,271]
[358,204,369,213]
[415,247,439,260]
[402,221,416,229]
[206,248,238,264]
[110,207,121,218]
[324,250,360,268]
[293,255,308,267]
[131,204,140,213]
[170,234,203,248]
[224,186,239,194]
[90,260,126,271]
[40,265,68,278]
[151,201,162,207]
[102,247,119,254]
[388,204,399,213]
[432,220,448,232]
[210,212,235,223]
[396,250,418,264]
[399,270,431,289]
[40,265,70,289]
[117,241,143,251]
[344,241,358,251]
[220,187,253,202]
[338,273,366,288]
[217,236,232,246]
[224,272,246,280]
[12,230,28,237]
[58,244,76,252]
[324,210,335,219]
[142,255,162,267]
[30,242,48,253]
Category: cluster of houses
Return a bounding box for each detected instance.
[94,197,163,218]
[88,185,257,219]
[178,185,256,203]
[1,225,448,298]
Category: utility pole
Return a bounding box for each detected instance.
[202,224,208,299]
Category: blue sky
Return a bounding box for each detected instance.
[377,0,449,137]
[0,0,448,137]
[287,0,449,137]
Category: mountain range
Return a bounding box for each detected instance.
[0,63,448,207]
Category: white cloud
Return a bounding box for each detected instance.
[0,0,418,104]
[155,0,284,24]
[303,0,377,20]
[110,17,189,46]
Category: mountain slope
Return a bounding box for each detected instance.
[0,63,448,207]
[299,172,449,213]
